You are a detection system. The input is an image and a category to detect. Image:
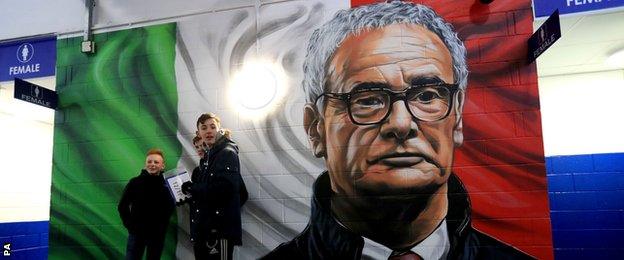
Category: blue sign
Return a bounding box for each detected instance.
[0,37,56,82]
[13,78,58,109]
[534,0,624,18]
[528,10,562,62]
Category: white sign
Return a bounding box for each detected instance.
[164,168,192,204]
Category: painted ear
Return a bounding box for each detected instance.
[453,118,464,147]
[303,104,326,158]
[453,90,465,147]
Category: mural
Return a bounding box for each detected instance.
[50,0,552,259]
[50,24,181,259]
[262,1,531,259]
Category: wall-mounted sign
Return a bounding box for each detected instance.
[534,0,624,18]
[528,10,561,63]
[13,78,57,109]
[0,37,56,82]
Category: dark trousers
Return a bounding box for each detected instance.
[125,232,166,260]
[193,238,234,260]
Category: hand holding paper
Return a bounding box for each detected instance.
[163,168,192,206]
[182,181,193,195]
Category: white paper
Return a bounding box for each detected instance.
[164,168,192,203]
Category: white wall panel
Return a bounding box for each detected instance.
[0,77,55,222]
[1,0,84,40]
[1,0,255,41]
[539,70,624,156]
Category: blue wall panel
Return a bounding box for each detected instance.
[547,153,624,260]
[593,153,624,172]
[0,221,49,259]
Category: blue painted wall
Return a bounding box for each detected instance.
[0,221,48,259]
[547,152,624,259]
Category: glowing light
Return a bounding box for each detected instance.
[229,61,287,117]
[606,48,624,68]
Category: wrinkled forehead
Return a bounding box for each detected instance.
[326,23,453,92]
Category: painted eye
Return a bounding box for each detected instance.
[351,91,387,108]
[355,96,383,107]
[410,86,449,103]
[416,91,440,103]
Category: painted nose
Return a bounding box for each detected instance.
[380,100,418,141]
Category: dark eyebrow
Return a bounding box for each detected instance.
[350,82,389,93]
[410,76,445,86]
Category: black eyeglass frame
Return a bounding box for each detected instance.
[314,83,461,125]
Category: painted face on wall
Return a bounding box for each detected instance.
[197,118,221,147]
[311,23,464,199]
[144,154,165,175]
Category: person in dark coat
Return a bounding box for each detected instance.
[183,113,248,260]
[263,172,532,260]
[118,148,175,260]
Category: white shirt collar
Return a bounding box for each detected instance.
[361,219,450,260]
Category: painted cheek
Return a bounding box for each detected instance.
[419,119,448,146]
[419,122,455,172]
[346,125,383,178]
[332,125,369,175]
[324,112,359,172]
[353,129,379,171]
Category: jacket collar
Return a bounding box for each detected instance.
[139,169,166,180]
[307,172,364,259]
[203,137,238,162]
[308,172,471,259]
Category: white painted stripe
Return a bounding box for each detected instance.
[539,70,624,156]
[171,1,370,258]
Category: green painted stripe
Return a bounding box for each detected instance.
[50,23,180,260]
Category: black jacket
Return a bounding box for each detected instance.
[117,169,175,235]
[189,137,248,245]
[262,172,534,260]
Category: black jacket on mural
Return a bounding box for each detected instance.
[118,169,175,235]
[262,172,535,260]
[189,137,248,245]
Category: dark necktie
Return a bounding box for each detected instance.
[388,250,423,260]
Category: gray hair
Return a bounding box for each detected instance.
[302,1,468,104]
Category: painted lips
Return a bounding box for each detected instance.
[368,153,426,167]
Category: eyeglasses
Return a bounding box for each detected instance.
[315,83,459,125]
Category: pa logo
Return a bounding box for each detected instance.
[3,242,10,256]
[16,43,35,63]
